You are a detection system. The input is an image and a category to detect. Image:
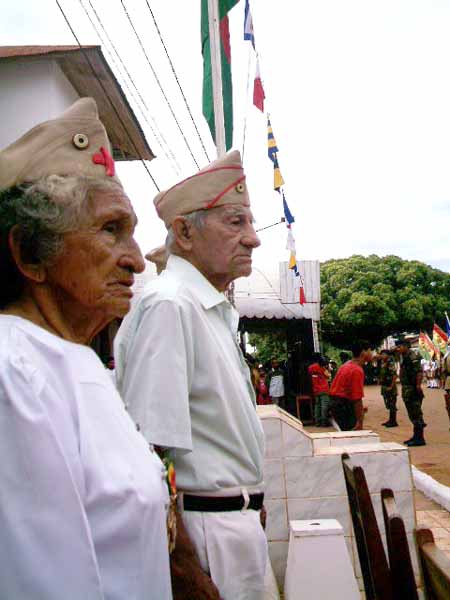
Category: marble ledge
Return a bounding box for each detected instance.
[312,432,380,450]
[315,441,407,455]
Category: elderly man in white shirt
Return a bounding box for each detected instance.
[115,150,273,600]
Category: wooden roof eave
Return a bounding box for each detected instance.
[0,45,154,162]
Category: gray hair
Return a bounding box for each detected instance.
[0,175,122,308]
[165,209,208,254]
[10,175,120,262]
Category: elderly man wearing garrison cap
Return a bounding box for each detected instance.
[115,151,274,600]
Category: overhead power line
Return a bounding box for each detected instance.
[55,0,160,191]
[80,0,182,177]
[144,0,211,163]
[120,0,201,170]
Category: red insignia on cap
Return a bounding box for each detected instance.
[92,146,115,177]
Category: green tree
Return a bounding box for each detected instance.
[248,331,287,364]
[321,255,450,347]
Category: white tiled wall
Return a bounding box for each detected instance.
[258,405,418,591]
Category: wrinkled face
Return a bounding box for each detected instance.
[189,205,260,290]
[48,188,145,320]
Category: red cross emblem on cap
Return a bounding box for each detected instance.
[92,146,115,177]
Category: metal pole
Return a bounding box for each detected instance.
[207,0,226,157]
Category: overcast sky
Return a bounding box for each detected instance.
[2,0,450,287]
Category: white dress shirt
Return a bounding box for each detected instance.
[115,255,265,492]
[0,316,172,600]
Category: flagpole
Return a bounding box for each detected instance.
[207,0,226,157]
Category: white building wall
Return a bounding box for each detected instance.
[0,58,78,150]
[279,260,321,321]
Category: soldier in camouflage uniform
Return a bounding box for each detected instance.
[379,350,398,427]
[395,338,426,446]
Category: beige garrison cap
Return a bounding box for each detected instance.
[154,149,249,228]
[0,97,121,190]
[145,245,168,275]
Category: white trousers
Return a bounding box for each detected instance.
[182,508,272,600]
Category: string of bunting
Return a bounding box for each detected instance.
[244,0,305,305]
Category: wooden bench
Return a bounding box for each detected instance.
[381,488,418,599]
[416,527,450,599]
[341,453,394,600]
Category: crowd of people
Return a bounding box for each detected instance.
[0,99,279,599]
[421,356,443,388]
[252,338,450,449]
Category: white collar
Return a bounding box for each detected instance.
[165,255,229,311]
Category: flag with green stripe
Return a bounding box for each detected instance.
[201,0,239,150]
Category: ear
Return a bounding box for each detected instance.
[8,226,47,284]
[171,216,195,252]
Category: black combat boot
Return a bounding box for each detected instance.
[403,428,415,445]
[384,409,398,428]
[406,424,426,447]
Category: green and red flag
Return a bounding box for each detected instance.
[418,331,436,360]
[432,323,448,355]
[201,0,239,150]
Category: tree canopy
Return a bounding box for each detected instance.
[320,255,450,347]
[248,331,287,364]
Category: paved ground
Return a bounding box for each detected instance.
[415,489,450,560]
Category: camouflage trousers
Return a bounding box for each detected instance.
[381,387,397,411]
[402,386,425,426]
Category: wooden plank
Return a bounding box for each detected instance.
[0,46,154,161]
[59,48,154,161]
[342,453,393,600]
[416,528,450,600]
[381,488,418,600]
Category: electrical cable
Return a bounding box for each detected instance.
[55,0,160,191]
[81,0,182,176]
[144,0,211,163]
[120,0,201,170]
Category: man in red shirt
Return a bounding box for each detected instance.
[329,342,373,430]
[308,354,331,426]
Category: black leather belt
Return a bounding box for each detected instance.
[183,492,264,512]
